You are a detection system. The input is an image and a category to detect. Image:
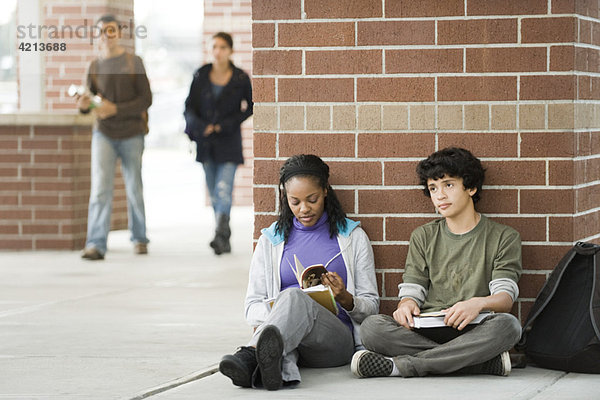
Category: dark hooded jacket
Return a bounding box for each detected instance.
[184,63,253,164]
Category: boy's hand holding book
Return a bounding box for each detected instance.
[95,97,117,120]
[442,297,486,330]
[75,94,91,111]
[393,298,421,329]
[393,296,491,330]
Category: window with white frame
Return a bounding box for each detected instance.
[0,0,17,113]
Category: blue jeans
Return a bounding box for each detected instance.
[202,160,237,217]
[85,131,149,255]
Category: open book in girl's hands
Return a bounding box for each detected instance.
[264,284,339,315]
[289,255,328,289]
[264,255,339,314]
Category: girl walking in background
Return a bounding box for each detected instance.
[184,32,253,255]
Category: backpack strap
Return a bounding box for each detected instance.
[588,244,600,339]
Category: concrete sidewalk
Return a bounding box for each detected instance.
[0,149,255,399]
[0,204,255,399]
[1,149,599,399]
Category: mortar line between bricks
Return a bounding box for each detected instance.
[126,364,219,400]
[256,14,582,23]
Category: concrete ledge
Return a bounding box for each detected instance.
[0,111,128,251]
[0,112,94,126]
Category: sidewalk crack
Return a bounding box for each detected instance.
[125,364,219,400]
[522,370,568,400]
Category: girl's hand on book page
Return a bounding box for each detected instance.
[393,298,420,329]
[442,298,484,330]
[322,272,354,310]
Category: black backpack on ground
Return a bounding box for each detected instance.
[517,242,600,373]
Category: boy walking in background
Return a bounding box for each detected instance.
[76,15,152,260]
[352,147,522,378]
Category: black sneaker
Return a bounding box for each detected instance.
[351,350,394,378]
[256,325,284,391]
[219,346,257,388]
[461,351,511,376]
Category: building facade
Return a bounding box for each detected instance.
[251,0,600,318]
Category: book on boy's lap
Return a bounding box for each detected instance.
[413,311,493,329]
[264,254,340,315]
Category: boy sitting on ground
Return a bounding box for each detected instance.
[352,147,522,378]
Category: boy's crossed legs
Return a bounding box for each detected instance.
[353,313,521,377]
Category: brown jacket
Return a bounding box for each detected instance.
[84,52,152,139]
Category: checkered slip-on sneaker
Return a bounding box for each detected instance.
[351,350,394,378]
[461,351,511,376]
[480,351,511,376]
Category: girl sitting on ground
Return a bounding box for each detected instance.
[219,154,379,390]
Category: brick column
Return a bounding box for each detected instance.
[203,0,254,206]
[0,114,93,250]
[251,0,600,320]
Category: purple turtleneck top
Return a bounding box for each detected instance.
[280,212,353,332]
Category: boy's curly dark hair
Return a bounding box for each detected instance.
[275,154,347,243]
[416,147,485,203]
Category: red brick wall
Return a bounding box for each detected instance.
[0,116,93,250]
[203,0,254,206]
[251,0,600,320]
